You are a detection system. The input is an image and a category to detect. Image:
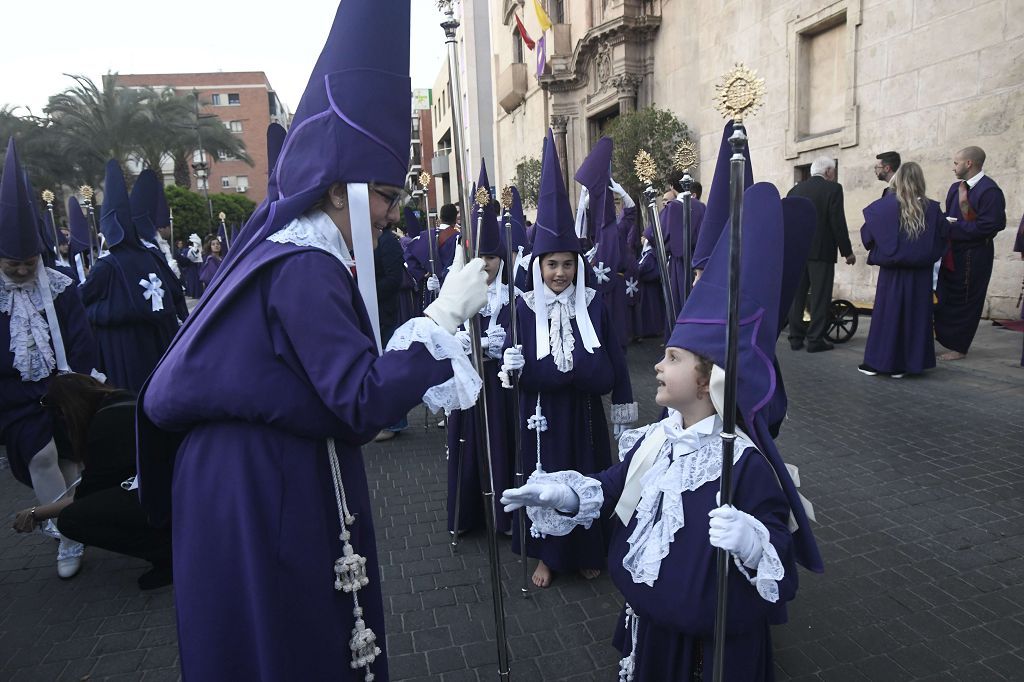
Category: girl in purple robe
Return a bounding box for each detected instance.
[1,138,100,579]
[198,235,223,291]
[136,3,490,680]
[502,130,637,588]
[859,162,948,377]
[503,183,822,681]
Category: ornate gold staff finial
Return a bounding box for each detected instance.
[499,186,513,212]
[634,149,657,186]
[436,0,453,12]
[218,211,226,221]
[672,138,698,172]
[79,185,94,202]
[41,189,55,204]
[714,63,766,123]
[475,187,491,208]
[418,171,431,190]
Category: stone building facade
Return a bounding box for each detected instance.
[489,0,1023,317]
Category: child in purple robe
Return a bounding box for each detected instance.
[198,235,223,290]
[177,233,203,298]
[634,239,666,338]
[503,183,822,681]
[501,130,637,588]
[859,162,949,377]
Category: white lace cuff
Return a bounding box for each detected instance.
[611,402,639,425]
[526,470,604,539]
[731,514,785,604]
[385,317,482,415]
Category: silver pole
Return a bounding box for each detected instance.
[680,171,694,305]
[642,185,678,337]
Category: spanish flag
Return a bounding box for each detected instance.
[532,0,553,32]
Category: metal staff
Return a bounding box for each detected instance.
[169,206,175,251]
[419,170,438,305]
[710,63,764,682]
[673,139,699,303]
[501,188,529,598]
[79,185,100,264]
[218,211,229,250]
[440,2,511,678]
[41,190,63,263]
[636,150,677,338]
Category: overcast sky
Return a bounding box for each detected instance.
[2,0,447,115]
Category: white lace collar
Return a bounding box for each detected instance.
[268,208,354,269]
[1,268,73,382]
[619,412,754,586]
[522,284,597,373]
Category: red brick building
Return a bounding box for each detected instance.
[118,71,291,205]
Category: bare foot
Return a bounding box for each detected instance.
[532,560,553,588]
[939,351,966,361]
[580,568,601,580]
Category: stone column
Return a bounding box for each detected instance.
[550,114,570,192]
[610,74,642,114]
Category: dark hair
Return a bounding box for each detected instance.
[670,172,703,199]
[44,374,122,463]
[691,181,703,200]
[694,351,714,383]
[875,151,901,172]
[439,204,458,225]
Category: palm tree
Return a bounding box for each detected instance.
[0,106,77,203]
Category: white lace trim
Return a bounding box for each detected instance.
[611,402,638,425]
[385,317,482,415]
[267,209,354,269]
[522,286,597,373]
[525,469,604,539]
[617,424,655,462]
[482,324,506,361]
[731,514,785,603]
[1,269,73,382]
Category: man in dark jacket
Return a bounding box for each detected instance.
[373,224,407,441]
[787,156,856,352]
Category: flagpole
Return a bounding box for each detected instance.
[441,3,511,679]
[636,151,677,338]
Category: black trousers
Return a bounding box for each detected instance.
[57,487,172,567]
[788,260,835,345]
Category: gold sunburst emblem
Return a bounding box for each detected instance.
[418,171,431,189]
[714,64,766,122]
[79,185,94,201]
[218,211,226,221]
[673,139,698,172]
[500,186,513,211]
[634,150,657,186]
[41,189,55,204]
[475,187,491,207]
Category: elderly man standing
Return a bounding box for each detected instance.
[787,156,856,352]
[935,146,1006,360]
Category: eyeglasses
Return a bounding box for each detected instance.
[370,185,411,213]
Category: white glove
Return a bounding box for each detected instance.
[426,274,440,293]
[501,345,525,372]
[708,505,764,568]
[455,330,473,356]
[609,179,635,209]
[500,482,579,514]
[424,249,488,335]
[579,186,590,210]
[483,327,506,360]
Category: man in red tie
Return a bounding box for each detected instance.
[935,146,1007,360]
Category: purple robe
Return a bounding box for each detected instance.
[598,435,797,682]
[139,241,455,681]
[591,207,637,349]
[935,175,1006,353]
[861,196,948,374]
[660,199,706,317]
[1,273,97,485]
[176,248,202,298]
[511,291,633,571]
[404,227,458,310]
[447,301,515,534]
[80,248,181,393]
[634,248,666,338]
[199,254,222,290]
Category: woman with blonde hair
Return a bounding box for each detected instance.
[859,161,948,376]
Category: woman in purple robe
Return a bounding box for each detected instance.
[136,3,490,680]
[503,183,822,681]
[1,138,100,579]
[502,130,637,588]
[198,235,223,291]
[859,162,948,377]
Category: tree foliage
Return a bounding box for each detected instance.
[164,185,257,242]
[515,157,542,210]
[603,106,689,204]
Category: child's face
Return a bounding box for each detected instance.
[654,346,708,409]
[483,255,501,284]
[540,252,576,293]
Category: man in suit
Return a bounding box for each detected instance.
[787,156,856,352]
[934,146,1006,360]
[875,151,900,197]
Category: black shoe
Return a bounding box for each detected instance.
[137,565,173,590]
[858,363,878,376]
[806,340,834,353]
[789,338,804,351]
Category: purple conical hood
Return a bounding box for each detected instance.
[532,129,579,257]
[508,186,528,253]
[403,206,423,237]
[154,181,171,229]
[574,136,615,242]
[472,159,502,258]
[778,197,815,333]
[67,196,91,255]
[691,122,753,271]
[100,159,141,249]
[266,123,287,177]
[0,138,42,260]
[130,169,161,242]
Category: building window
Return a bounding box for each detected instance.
[512,29,525,64]
[221,176,233,189]
[228,120,243,133]
[228,93,240,106]
[236,176,249,192]
[548,0,564,23]
[796,13,847,138]
[217,150,234,161]
[210,93,222,106]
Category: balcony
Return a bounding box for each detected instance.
[431,151,450,176]
[497,62,529,113]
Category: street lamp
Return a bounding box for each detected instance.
[191,88,215,222]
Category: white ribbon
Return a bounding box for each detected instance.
[574,187,589,238]
[625,277,639,297]
[34,263,70,374]
[348,183,382,353]
[593,261,611,284]
[138,273,165,312]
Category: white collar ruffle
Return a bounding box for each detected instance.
[523,283,597,373]
[1,267,73,382]
[268,208,355,270]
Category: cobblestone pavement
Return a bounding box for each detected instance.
[1,320,1022,681]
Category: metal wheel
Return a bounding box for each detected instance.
[826,299,858,343]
